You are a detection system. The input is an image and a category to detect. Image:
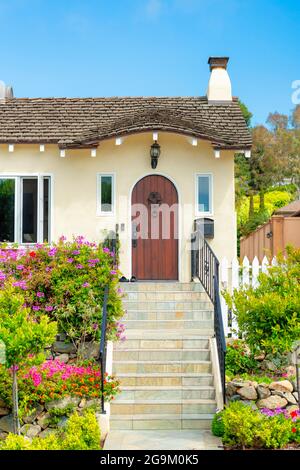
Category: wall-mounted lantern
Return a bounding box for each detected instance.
[150,141,161,169]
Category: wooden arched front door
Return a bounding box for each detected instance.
[131,175,178,280]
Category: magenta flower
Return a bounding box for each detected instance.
[13,280,27,290]
[103,247,110,254]
[32,306,40,311]
[59,235,67,242]
[16,265,24,270]
[45,306,54,312]
[92,323,98,330]
[110,270,117,275]
[48,247,58,257]
[76,264,84,269]
[37,292,45,298]
[82,282,90,288]
[67,258,74,263]
[72,250,80,255]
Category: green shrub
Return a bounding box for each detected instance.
[211,411,224,437]
[220,402,297,449]
[60,409,101,450]
[225,340,258,375]
[224,247,300,355]
[0,409,101,450]
[0,434,32,450]
[237,190,293,229]
[255,415,292,449]
[222,402,263,448]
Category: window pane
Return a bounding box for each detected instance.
[198,176,210,213]
[43,178,50,242]
[22,179,38,243]
[101,176,113,212]
[0,179,15,242]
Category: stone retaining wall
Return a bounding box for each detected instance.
[226,378,299,412]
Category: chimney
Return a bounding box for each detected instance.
[0,81,14,101]
[207,57,232,102]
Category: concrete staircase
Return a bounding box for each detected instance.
[110,282,218,431]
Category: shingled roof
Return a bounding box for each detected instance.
[0,96,252,150]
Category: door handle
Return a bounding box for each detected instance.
[132,223,138,248]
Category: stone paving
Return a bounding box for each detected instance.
[104,430,223,450]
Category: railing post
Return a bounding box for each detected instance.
[99,286,109,415]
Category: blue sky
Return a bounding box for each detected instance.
[0,0,299,125]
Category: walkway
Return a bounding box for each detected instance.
[104,430,222,450]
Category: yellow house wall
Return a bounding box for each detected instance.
[0,133,236,281]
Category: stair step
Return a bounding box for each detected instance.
[116,387,215,401]
[110,414,213,430]
[125,292,207,301]
[122,310,213,321]
[113,349,210,361]
[117,373,214,387]
[111,400,217,415]
[115,338,210,350]
[113,360,212,374]
[121,283,204,292]
[122,320,213,330]
[123,300,211,310]
[124,330,214,339]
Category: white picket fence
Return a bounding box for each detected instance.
[220,255,277,337]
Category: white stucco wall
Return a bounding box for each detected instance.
[0,132,236,281]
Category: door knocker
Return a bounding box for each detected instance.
[148,192,162,205]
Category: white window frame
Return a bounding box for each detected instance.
[0,173,52,244]
[195,173,213,216]
[97,173,115,216]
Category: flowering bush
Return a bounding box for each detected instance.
[0,236,124,351]
[212,401,300,449]
[0,359,120,414]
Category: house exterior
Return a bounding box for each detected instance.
[240,200,300,262]
[0,57,252,435]
[0,57,251,282]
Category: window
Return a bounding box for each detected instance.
[0,175,51,244]
[196,174,212,214]
[97,174,114,215]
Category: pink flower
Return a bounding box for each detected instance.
[32,306,40,311]
[13,280,27,290]
[72,250,80,255]
[92,323,98,330]
[16,265,24,270]
[45,306,54,312]
[110,270,117,275]
[82,282,90,288]
[48,247,58,257]
[76,264,84,269]
[67,258,74,263]
[59,235,67,242]
[37,292,45,298]
[103,247,110,254]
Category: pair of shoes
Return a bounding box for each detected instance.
[119,276,137,282]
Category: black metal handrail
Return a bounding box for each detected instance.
[191,228,226,402]
[99,285,109,414]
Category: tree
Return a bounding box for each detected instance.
[266,112,288,130]
[291,104,300,129]
[239,100,253,127]
[0,284,57,434]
